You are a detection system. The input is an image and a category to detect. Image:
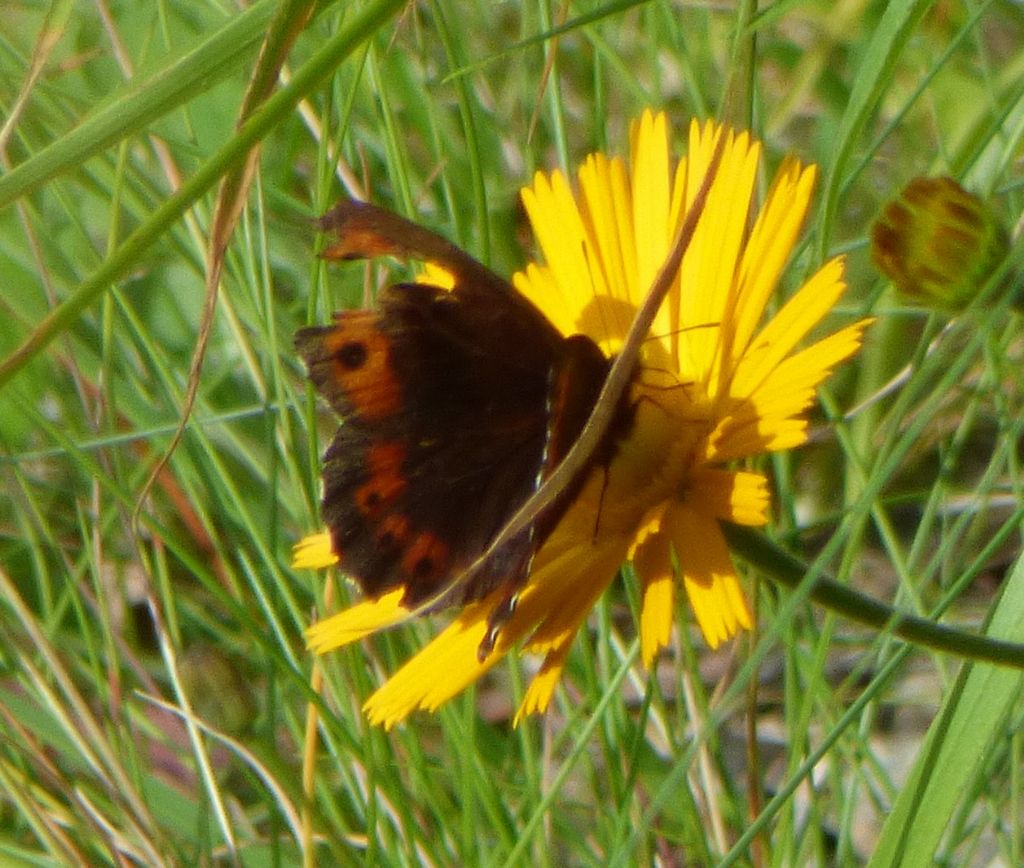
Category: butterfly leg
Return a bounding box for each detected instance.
[478,591,520,662]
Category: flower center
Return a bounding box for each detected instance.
[582,373,712,541]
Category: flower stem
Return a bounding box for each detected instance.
[723,523,1024,667]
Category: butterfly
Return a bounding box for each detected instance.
[296,144,723,659]
[295,200,632,657]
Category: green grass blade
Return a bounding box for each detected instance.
[817,0,933,255]
[0,0,278,209]
[867,554,1024,867]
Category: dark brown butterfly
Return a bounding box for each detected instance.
[295,200,631,657]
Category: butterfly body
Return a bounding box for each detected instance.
[296,201,631,651]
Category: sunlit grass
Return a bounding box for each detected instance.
[1,1,1023,864]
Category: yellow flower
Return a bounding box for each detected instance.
[298,111,870,728]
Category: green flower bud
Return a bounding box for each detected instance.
[870,176,1009,311]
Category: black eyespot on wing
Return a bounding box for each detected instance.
[335,340,368,369]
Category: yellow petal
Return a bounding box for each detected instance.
[627,502,669,558]
[666,504,752,647]
[520,538,627,654]
[306,589,411,653]
[727,159,818,368]
[577,152,636,350]
[363,593,505,729]
[513,263,576,337]
[514,639,574,725]
[708,416,811,463]
[632,530,675,667]
[680,126,760,389]
[417,261,457,290]
[730,257,847,398]
[708,317,871,463]
[687,469,770,526]
[761,321,874,400]
[630,109,671,295]
[519,170,594,330]
[292,532,338,569]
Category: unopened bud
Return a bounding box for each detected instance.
[871,176,1009,310]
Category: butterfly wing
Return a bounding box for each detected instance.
[297,279,559,610]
